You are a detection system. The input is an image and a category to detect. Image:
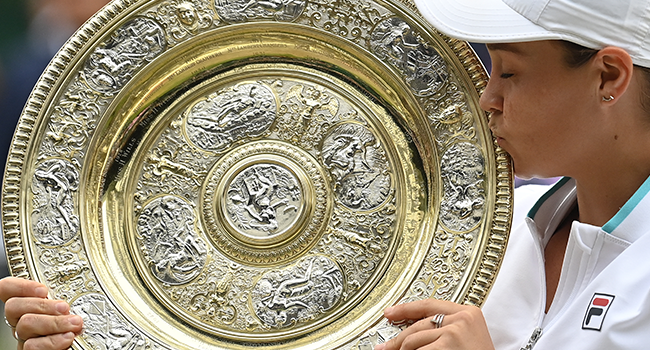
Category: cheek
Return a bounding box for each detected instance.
[506,86,583,141]
[502,104,565,159]
[506,110,583,177]
[503,100,547,140]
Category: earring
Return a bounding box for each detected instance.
[603,95,615,102]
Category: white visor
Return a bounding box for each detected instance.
[413,0,650,68]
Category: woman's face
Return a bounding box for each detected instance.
[481,40,603,179]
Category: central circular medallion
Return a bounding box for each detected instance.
[224,162,303,241]
[203,140,330,265]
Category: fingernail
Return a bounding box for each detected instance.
[56,302,70,315]
[384,306,394,315]
[375,344,385,350]
[63,332,76,340]
[68,315,82,326]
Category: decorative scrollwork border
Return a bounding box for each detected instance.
[433,27,514,307]
[2,0,145,279]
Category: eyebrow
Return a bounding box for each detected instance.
[486,43,525,55]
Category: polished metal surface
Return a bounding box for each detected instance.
[1,0,513,348]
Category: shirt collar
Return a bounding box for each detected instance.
[527,176,650,243]
[527,177,576,242]
[602,175,650,242]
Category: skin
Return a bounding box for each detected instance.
[4,40,650,350]
[0,277,82,350]
[486,41,650,227]
[376,40,650,349]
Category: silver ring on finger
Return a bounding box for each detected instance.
[4,316,13,329]
[13,328,25,343]
[431,313,445,329]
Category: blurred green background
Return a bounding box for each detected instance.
[0,1,27,347]
[0,2,109,348]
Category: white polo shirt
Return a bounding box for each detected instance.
[482,177,650,349]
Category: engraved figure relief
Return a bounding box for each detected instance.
[275,84,340,149]
[439,142,485,232]
[44,256,89,291]
[185,83,276,152]
[71,294,154,350]
[137,195,207,285]
[320,123,391,210]
[215,0,306,23]
[428,103,477,147]
[147,0,215,45]
[36,243,93,301]
[165,257,267,331]
[332,204,394,256]
[138,122,215,207]
[432,230,475,298]
[302,0,384,46]
[251,255,344,328]
[346,321,404,350]
[189,275,237,325]
[317,205,395,294]
[371,18,448,96]
[399,227,477,306]
[405,229,460,300]
[31,159,80,246]
[41,79,106,160]
[148,150,201,184]
[83,17,167,94]
[226,164,301,236]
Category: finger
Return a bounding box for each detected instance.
[0,277,48,303]
[16,314,83,340]
[380,317,441,350]
[20,332,77,350]
[5,297,70,326]
[384,299,462,323]
[400,329,442,350]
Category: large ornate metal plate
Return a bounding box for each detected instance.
[2,0,513,348]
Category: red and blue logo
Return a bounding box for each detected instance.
[582,293,615,331]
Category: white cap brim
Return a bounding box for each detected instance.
[413,0,564,43]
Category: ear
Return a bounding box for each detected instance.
[594,47,634,102]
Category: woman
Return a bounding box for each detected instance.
[377,0,650,349]
[4,0,650,350]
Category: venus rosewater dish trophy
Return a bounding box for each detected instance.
[1,0,512,348]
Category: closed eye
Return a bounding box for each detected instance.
[500,73,514,79]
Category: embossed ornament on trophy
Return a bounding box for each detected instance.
[1,0,513,348]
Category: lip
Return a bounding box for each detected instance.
[491,132,505,148]
[489,121,508,150]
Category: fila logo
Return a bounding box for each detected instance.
[582,293,615,331]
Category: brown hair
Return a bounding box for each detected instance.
[559,40,650,115]
[558,41,598,68]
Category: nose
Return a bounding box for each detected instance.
[479,77,502,116]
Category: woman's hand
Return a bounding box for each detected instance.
[375,299,495,350]
[0,277,83,350]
